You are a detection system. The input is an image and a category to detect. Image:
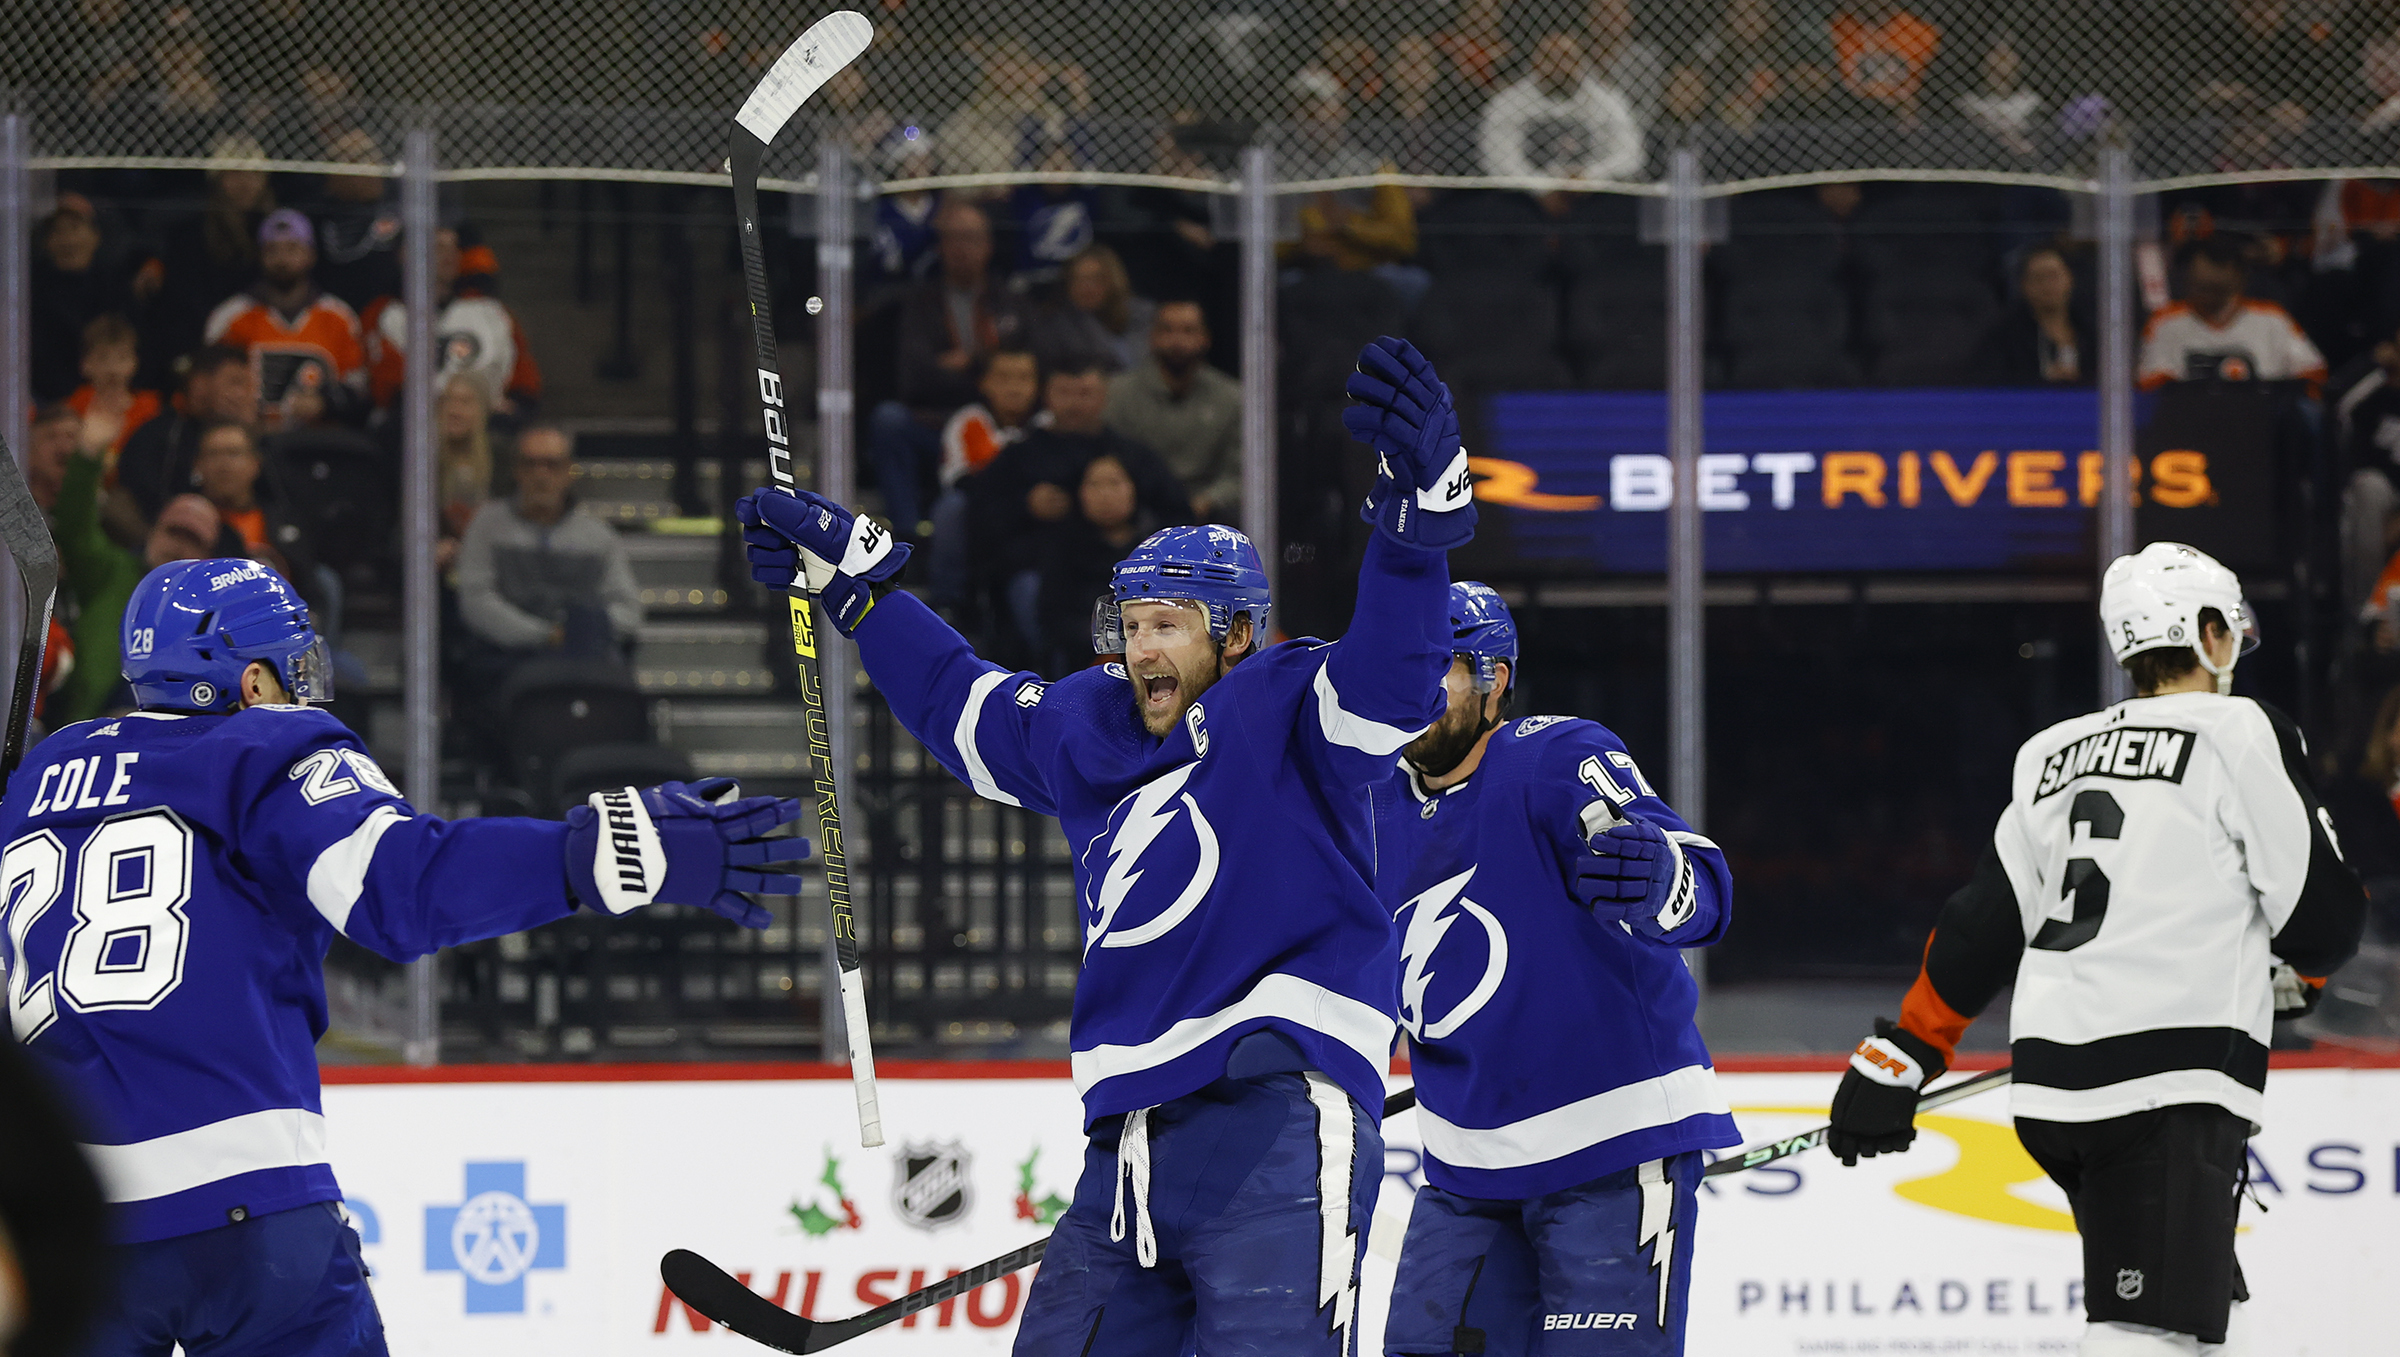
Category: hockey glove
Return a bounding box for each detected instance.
[734,487,911,636]
[1571,810,1701,942]
[564,778,810,929]
[1826,1018,1948,1167]
[1341,336,1476,550]
[2271,962,2326,1020]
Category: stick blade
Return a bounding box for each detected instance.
[735,11,874,144]
[661,1249,817,1354]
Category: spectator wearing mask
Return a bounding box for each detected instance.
[65,313,163,467]
[204,209,369,430]
[1480,31,1647,184]
[2138,236,2327,392]
[967,359,1190,665]
[872,199,1030,535]
[1029,244,1153,373]
[151,134,278,374]
[31,195,138,403]
[365,226,543,422]
[453,426,642,680]
[1968,247,2098,385]
[1034,452,1166,675]
[112,344,258,536]
[1105,300,1243,520]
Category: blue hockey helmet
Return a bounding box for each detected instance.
[1092,524,1273,653]
[1449,580,1517,692]
[122,559,331,712]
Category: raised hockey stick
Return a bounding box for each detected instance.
[664,1086,1422,1352]
[728,10,882,1148]
[1701,1064,2012,1178]
[0,435,60,781]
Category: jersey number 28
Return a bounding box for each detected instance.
[1,810,197,1043]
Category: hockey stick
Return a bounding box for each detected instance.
[728,10,882,1148]
[664,1085,1422,1352]
[0,435,59,781]
[1701,1064,2012,1178]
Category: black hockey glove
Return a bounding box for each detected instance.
[1826,1018,1947,1167]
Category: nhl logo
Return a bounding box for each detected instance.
[2115,1269,2144,1300]
[892,1141,973,1231]
[190,681,217,707]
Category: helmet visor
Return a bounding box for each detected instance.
[1091,596,1124,654]
[2228,601,2261,656]
[285,636,335,704]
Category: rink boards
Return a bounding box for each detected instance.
[317,1058,2398,1356]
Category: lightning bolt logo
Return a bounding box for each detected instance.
[1082,763,1218,953]
[1637,1159,1675,1329]
[1395,869,1508,1041]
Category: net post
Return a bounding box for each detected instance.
[814,138,858,1066]
[1667,147,1708,1002]
[1,114,25,475]
[1238,147,1278,592]
[400,127,441,1068]
[2097,143,2136,708]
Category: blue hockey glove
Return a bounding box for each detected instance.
[1341,336,1476,550]
[564,778,810,928]
[1571,812,1699,941]
[1827,1018,1947,1166]
[734,487,911,635]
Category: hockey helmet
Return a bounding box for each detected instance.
[1449,580,1517,692]
[2098,541,2256,694]
[1092,524,1272,653]
[122,559,331,712]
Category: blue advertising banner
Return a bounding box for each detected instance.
[1472,389,2216,574]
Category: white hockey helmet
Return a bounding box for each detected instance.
[2099,541,2258,694]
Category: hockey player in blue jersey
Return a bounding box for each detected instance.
[0,559,810,1357]
[1369,583,1737,1356]
[736,335,1474,1355]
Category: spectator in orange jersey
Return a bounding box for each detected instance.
[2138,236,2328,393]
[364,225,543,424]
[203,209,368,431]
[1827,1,1942,123]
[64,314,161,471]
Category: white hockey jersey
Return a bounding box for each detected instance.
[1893,693,2362,1129]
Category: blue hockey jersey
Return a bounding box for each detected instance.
[857,534,1451,1124]
[1369,715,1739,1199]
[0,706,578,1242]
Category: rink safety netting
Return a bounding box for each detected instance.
[15,0,2400,186]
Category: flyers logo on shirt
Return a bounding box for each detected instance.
[1080,761,1219,953]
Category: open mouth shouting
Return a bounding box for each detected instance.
[1138,672,1181,725]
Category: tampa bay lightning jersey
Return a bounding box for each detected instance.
[0,706,577,1242]
[858,534,1451,1124]
[1369,715,1739,1199]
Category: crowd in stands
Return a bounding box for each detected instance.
[23,145,647,788]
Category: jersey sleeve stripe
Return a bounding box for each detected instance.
[953,670,1025,808]
[304,804,409,932]
[1311,662,1427,756]
[1068,971,1395,1094]
[1414,1063,1730,1171]
[80,1107,331,1204]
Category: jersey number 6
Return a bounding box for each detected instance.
[1,810,197,1043]
[2033,789,2122,952]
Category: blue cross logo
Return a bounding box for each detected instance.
[425,1162,565,1314]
